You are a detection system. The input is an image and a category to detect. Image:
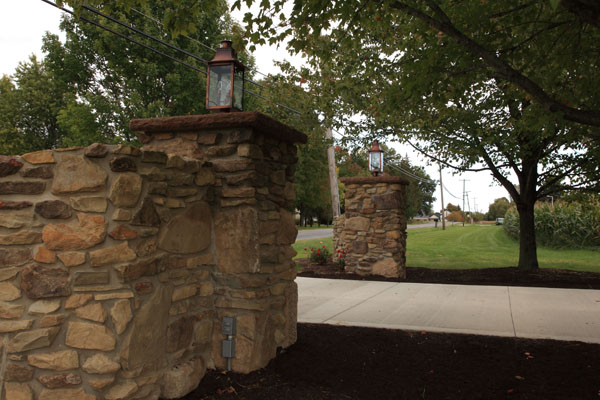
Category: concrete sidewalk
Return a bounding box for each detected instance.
[297,277,600,344]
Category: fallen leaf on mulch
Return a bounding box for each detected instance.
[524,352,535,359]
[507,388,515,393]
[515,376,525,380]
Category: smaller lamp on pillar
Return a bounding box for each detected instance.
[206,40,245,112]
[368,140,384,176]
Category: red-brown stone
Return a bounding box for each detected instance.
[35,200,72,219]
[20,264,71,299]
[0,156,23,177]
[0,181,45,194]
[109,157,137,172]
[0,201,33,210]
[109,225,138,240]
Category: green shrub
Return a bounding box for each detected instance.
[504,201,600,248]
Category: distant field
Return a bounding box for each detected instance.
[293,225,600,272]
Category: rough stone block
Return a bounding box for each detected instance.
[42,214,107,251]
[158,202,211,254]
[51,154,107,195]
[20,264,70,299]
[27,350,79,371]
[65,322,116,351]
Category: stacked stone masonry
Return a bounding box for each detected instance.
[0,112,305,400]
[334,176,409,279]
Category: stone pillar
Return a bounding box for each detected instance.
[0,112,305,400]
[336,176,409,278]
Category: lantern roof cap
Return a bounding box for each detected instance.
[369,140,383,153]
[209,40,245,71]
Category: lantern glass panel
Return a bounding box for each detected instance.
[208,65,233,107]
[233,67,244,110]
[370,152,381,171]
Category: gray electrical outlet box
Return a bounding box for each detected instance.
[222,339,235,358]
[222,316,236,335]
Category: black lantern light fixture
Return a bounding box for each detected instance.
[206,40,245,112]
[368,140,384,176]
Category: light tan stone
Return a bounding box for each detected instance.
[109,173,143,208]
[51,154,107,195]
[112,208,132,221]
[143,137,202,159]
[65,293,92,309]
[215,206,259,274]
[110,299,132,335]
[89,377,115,390]
[105,381,138,400]
[120,286,171,371]
[157,202,211,254]
[70,196,107,212]
[73,284,129,292]
[89,241,136,267]
[371,258,399,278]
[0,230,42,245]
[42,214,107,251]
[4,382,33,400]
[22,150,55,164]
[27,350,79,371]
[161,358,205,399]
[57,251,86,267]
[74,303,107,323]
[171,285,197,302]
[0,212,35,229]
[0,301,25,319]
[39,314,66,328]
[0,282,21,301]
[39,388,96,400]
[28,299,61,315]
[82,353,121,374]
[7,327,60,353]
[34,246,56,263]
[0,267,20,282]
[345,216,371,231]
[94,291,134,301]
[65,322,116,351]
[0,320,33,333]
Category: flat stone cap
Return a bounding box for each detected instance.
[130,112,307,144]
[340,176,409,185]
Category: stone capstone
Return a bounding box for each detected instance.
[82,353,121,374]
[84,143,108,158]
[27,350,79,371]
[7,327,60,353]
[37,373,82,389]
[0,156,23,177]
[70,196,107,213]
[89,242,136,267]
[34,200,72,219]
[65,321,116,351]
[22,150,55,164]
[20,264,70,299]
[109,173,143,208]
[160,358,206,399]
[51,154,107,195]
[158,202,211,254]
[42,214,107,251]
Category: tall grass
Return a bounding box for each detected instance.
[504,201,600,248]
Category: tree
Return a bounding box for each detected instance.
[446,203,460,212]
[487,198,511,220]
[237,0,600,271]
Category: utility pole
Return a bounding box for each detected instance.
[466,192,473,224]
[460,179,469,227]
[439,165,445,230]
[325,127,341,219]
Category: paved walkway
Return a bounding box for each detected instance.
[297,277,600,344]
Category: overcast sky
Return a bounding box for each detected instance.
[1,0,511,213]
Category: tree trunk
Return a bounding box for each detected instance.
[516,197,539,270]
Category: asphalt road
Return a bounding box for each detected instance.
[295,221,456,241]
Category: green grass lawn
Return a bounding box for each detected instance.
[293,225,600,272]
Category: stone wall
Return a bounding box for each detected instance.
[0,112,305,400]
[335,176,409,279]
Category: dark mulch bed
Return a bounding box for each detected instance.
[297,258,600,289]
[183,262,600,400]
[184,323,600,400]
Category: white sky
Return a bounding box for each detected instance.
[0,0,511,213]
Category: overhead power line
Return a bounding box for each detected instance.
[442,184,462,200]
